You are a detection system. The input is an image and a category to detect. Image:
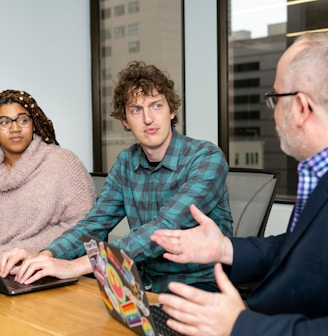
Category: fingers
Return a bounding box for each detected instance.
[151,229,182,238]
[159,282,208,316]
[151,233,184,259]
[214,263,247,325]
[161,252,186,263]
[0,248,28,278]
[189,204,220,236]
[159,283,216,336]
[214,263,240,298]
[189,204,207,225]
[15,255,50,284]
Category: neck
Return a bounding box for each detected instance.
[3,154,20,169]
[3,158,14,169]
[143,128,173,162]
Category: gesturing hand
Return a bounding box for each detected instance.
[158,263,246,336]
[151,204,233,265]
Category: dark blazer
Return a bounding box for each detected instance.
[229,171,328,336]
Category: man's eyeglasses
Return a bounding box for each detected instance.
[264,90,298,111]
[0,114,32,130]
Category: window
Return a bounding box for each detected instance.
[114,5,125,16]
[234,95,260,105]
[227,0,328,197]
[101,46,111,57]
[128,23,139,36]
[233,111,260,120]
[233,62,260,72]
[128,1,139,14]
[91,0,183,172]
[234,78,260,89]
[114,26,125,38]
[102,68,112,80]
[101,29,111,40]
[101,8,111,19]
[128,41,140,53]
[91,0,328,199]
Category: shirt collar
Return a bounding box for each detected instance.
[135,128,181,171]
[298,147,328,178]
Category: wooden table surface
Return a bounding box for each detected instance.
[0,276,158,335]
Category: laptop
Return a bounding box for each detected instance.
[83,236,182,336]
[0,273,78,296]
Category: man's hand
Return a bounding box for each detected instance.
[151,204,233,265]
[158,263,246,336]
[12,254,92,284]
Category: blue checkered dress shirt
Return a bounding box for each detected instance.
[290,147,328,232]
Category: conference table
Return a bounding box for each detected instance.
[0,276,158,335]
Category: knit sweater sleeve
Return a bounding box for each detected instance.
[0,144,96,253]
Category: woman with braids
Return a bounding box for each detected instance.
[0,89,95,253]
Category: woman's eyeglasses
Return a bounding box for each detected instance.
[0,114,32,130]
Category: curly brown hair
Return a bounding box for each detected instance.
[111,61,181,127]
[0,89,59,145]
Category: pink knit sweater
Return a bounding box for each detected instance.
[0,135,96,253]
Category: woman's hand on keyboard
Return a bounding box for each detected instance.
[0,248,38,278]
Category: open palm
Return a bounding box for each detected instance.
[151,204,229,264]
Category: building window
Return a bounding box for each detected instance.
[114,26,125,38]
[233,111,260,120]
[234,78,260,88]
[128,23,140,36]
[102,85,112,97]
[128,1,139,14]
[102,68,112,80]
[101,8,111,19]
[232,127,260,137]
[101,46,111,57]
[233,62,260,72]
[114,5,125,16]
[245,152,259,165]
[101,29,111,40]
[234,94,260,105]
[128,41,140,53]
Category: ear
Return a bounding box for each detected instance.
[170,111,176,120]
[295,92,312,127]
[122,119,130,130]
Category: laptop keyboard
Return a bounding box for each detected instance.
[3,274,58,290]
[150,304,183,336]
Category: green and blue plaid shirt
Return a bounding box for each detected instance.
[45,128,233,293]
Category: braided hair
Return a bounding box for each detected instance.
[0,89,59,145]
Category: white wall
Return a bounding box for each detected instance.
[265,202,293,236]
[184,0,218,145]
[0,0,93,171]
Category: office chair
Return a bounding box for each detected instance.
[90,172,107,196]
[226,167,281,299]
[91,168,280,237]
[226,167,281,238]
